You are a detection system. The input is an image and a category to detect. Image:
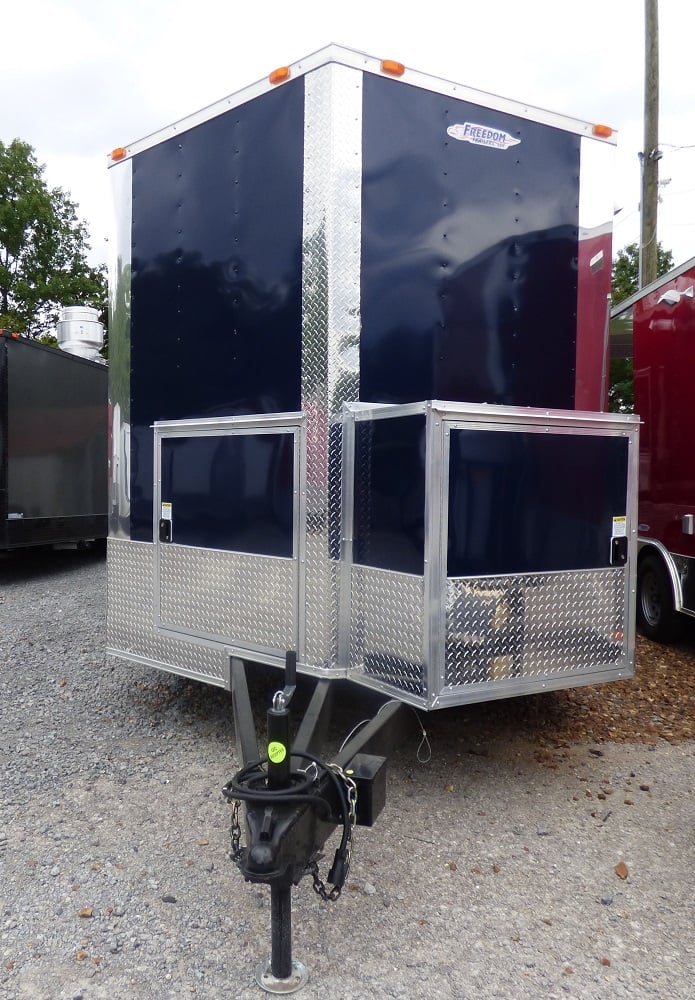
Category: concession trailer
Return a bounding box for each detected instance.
[105,44,638,711]
[0,309,107,551]
[105,45,641,990]
[611,255,695,642]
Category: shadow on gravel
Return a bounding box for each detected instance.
[0,541,106,584]
[123,662,579,764]
[123,619,695,769]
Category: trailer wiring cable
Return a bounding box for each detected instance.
[413,710,432,763]
[337,702,432,763]
[222,751,355,899]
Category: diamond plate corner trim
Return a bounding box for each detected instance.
[302,63,363,667]
[158,545,295,649]
[444,568,628,689]
[107,538,228,684]
[108,158,132,540]
[349,566,427,698]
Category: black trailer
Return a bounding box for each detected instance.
[0,331,108,550]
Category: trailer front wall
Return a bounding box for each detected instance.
[107,50,627,703]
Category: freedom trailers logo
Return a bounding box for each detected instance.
[447,122,520,150]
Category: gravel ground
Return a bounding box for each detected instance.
[1,547,693,1000]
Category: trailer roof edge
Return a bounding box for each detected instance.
[108,43,617,166]
[611,253,695,317]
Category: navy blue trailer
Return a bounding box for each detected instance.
[105,46,641,989]
[0,332,107,551]
[106,45,638,710]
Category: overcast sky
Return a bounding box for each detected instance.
[4,0,695,271]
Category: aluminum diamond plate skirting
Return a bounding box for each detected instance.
[158,544,296,650]
[107,538,230,686]
[349,566,426,698]
[444,568,627,689]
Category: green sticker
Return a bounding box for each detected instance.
[268,741,287,764]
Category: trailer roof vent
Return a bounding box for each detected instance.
[56,306,105,362]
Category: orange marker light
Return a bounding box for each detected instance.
[592,124,613,139]
[110,147,127,162]
[381,59,405,77]
[269,66,291,85]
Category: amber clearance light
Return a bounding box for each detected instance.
[381,59,405,77]
[269,66,291,85]
[592,124,613,139]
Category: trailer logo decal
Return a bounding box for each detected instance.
[447,122,520,150]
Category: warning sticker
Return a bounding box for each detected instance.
[612,516,627,537]
[161,502,173,521]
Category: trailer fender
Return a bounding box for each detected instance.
[636,543,684,643]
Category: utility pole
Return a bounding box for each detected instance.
[639,0,660,288]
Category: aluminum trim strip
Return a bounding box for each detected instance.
[108,157,132,540]
[153,412,304,435]
[301,62,363,669]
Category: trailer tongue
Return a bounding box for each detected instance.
[223,652,414,992]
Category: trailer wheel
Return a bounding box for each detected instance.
[636,554,683,643]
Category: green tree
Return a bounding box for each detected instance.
[608,242,674,413]
[0,139,106,338]
[611,241,674,306]
[607,358,634,413]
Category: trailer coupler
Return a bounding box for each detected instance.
[222,654,414,994]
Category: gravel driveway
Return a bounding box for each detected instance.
[1,547,693,999]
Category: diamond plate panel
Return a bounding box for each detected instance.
[349,566,426,696]
[106,539,229,684]
[108,158,132,540]
[302,533,341,666]
[301,65,363,668]
[159,545,295,649]
[445,569,627,688]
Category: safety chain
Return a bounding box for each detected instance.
[308,763,358,902]
[228,798,243,864]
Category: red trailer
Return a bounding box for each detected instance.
[611,256,695,640]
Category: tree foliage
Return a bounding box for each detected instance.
[0,139,106,338]
[611,241,674,306]
[607,357,634,413]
